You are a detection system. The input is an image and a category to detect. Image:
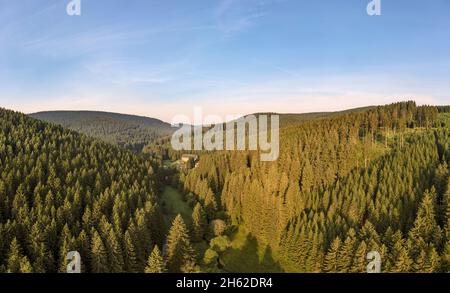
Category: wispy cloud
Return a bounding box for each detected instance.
[82,58,178,86]
[214,0,273,33]
[21,25,171,58]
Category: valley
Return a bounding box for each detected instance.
[0,101,449,273]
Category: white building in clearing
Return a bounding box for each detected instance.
[181,154,199,164]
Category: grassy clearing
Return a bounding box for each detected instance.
[220,226,284,273]
[161,186,192,229]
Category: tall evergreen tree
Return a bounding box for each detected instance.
[393,246,413,273]
[166,215,196,273]
[106,228,124,273]
[351,241,368,273]
[145,245,166,273]
[124,230,139,273]
[6,238,32,273]
[337,231,356,272]
[191,203,207,242]
[323,238,341,273]
[409,189,443,260]
[90,230,109,273]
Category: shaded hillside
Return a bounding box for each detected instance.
[30,111,175,151]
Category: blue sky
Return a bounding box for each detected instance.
[0,0,449,121]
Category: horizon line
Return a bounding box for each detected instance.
[22,100,449,125]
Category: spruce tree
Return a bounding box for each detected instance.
[106,228,124,273]
[409,189,443,258]
[166,215,196,273]
[393,246,413,272]
[338,232,356,272]
[90,230,109,273]
[444,235,450,272]
[19,256,33,273]
[425,247,441,273]
[6,238,32,273]
[351,241,368,273]
[124,230,139,273]
[58,224,73,273]
[77,230,90,273]
[323,237,341,273]
[204,191,218,220]
[145,245,166,273]
[192,203,207,242]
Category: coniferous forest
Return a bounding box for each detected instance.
[30,111,175,152]
[0,101,449,273]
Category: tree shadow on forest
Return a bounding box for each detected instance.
[221,233,284,273]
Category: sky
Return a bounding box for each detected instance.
[0,0,449,122]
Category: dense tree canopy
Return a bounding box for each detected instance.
[0,108,164,272]
[181,102,450,272]
[30,111,174,152]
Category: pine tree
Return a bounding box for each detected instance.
[166,215,196,273]
[28,223,48,273]
[204,191,218,220]
[409,189,443,258]
[301,159,313,193]
[191,203,207,242]
[145,245,166,273]
[19,257,33,273]
[337,231,356,272]
[6,238,32,273]
[90,230,109,273]
[135,209,152,266]
[323,237,341,273]
[414,249,427,272]
[351,241,368,273]
[444,234,450,272]
[393,246,413,273]
[77,230,90,273]
[425,247,441,273]
[58,224,73,273]
[124,230,139,273]
[106,228,124,273]
[6,238,21,273]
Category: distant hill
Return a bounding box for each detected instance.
[249,106,376,127]
[30,111,175,151]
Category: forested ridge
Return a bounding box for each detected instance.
[180,102,450,272]
[0,108,180,273]
[30,111,174,152]
[1,102,450,273]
